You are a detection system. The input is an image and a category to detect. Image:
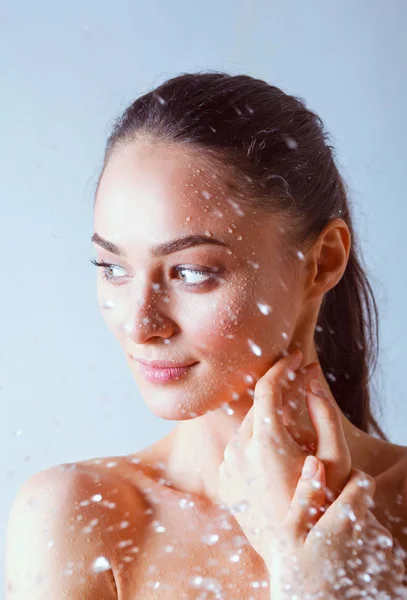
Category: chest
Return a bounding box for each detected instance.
[113,502,271,599]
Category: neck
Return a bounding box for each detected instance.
[157,373,402,505]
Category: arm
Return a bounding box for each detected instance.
[6,465,119,599]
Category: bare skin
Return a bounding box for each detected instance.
[6,140,407,599]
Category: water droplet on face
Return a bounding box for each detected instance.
[247,260,259,270]
[248,339,262,356]
[297,251,305,261]
[92,494,102,502]
[185,216,191,222]
[257,302,272,315]
[226,197,245,217]
[204,230,212,238]
[201,190,212,199]
[281,332,288,340]
[92,556,111,573]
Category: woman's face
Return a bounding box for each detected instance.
[93,141,308,420]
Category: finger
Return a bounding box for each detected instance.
[280,361,321,447]
[283,455,326,542]
[237,404,254,443]
[238,361,320,444]
[315,468,376,537]
[305,379,352,501]
[252,350,303,443]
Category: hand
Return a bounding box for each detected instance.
[218,350,405,598]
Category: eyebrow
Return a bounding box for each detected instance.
[91,232,230,258]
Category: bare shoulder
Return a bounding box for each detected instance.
[6,456,148,600]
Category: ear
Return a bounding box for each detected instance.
[302,218,351,301]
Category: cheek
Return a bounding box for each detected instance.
[192,279,298,362]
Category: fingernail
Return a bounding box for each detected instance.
[302,455,319,479]
[310,379,329,398]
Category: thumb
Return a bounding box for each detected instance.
[283,455,326,542]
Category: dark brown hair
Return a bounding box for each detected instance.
[98,71,387,441]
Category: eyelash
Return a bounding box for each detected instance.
[89,259,216,288]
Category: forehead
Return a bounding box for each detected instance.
[95,143,240,243]
[94,141,282,259]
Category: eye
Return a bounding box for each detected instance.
[90,259,127,283]
[172,266,216,287]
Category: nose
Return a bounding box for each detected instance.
[122,283,177,344]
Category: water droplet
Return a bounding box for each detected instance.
[204,230,212,238]
[376,534,393,549]
[232,500,250,514]
[287,369,297,382]
[221,403,234,415]
[102,300,115,310]
[297,251,305,261]
[179,498,195,509]
[156,94,166,105]
[229,553,240,562]
[92,556,111,573]
[315,325,323,333]
[152,521,166,533]
[248,339,262,356]
[247,260,259,269]
[226,198,245,217]
[257,302,272,315]
[201,190,212,199]
[120,521,130,529]
[283,135,298,150]
[201,533,219,545]
[92,494,102,502]
[185,216,191,222]
[281,332,288,340]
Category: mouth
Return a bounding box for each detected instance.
[135,361,199,384]
[134,357,197,369]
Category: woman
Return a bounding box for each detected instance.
[6,72,407,599]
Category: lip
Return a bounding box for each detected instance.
[133,358,197,369]
[136,361,199,384]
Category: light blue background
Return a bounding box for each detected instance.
[1,0,406,592]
